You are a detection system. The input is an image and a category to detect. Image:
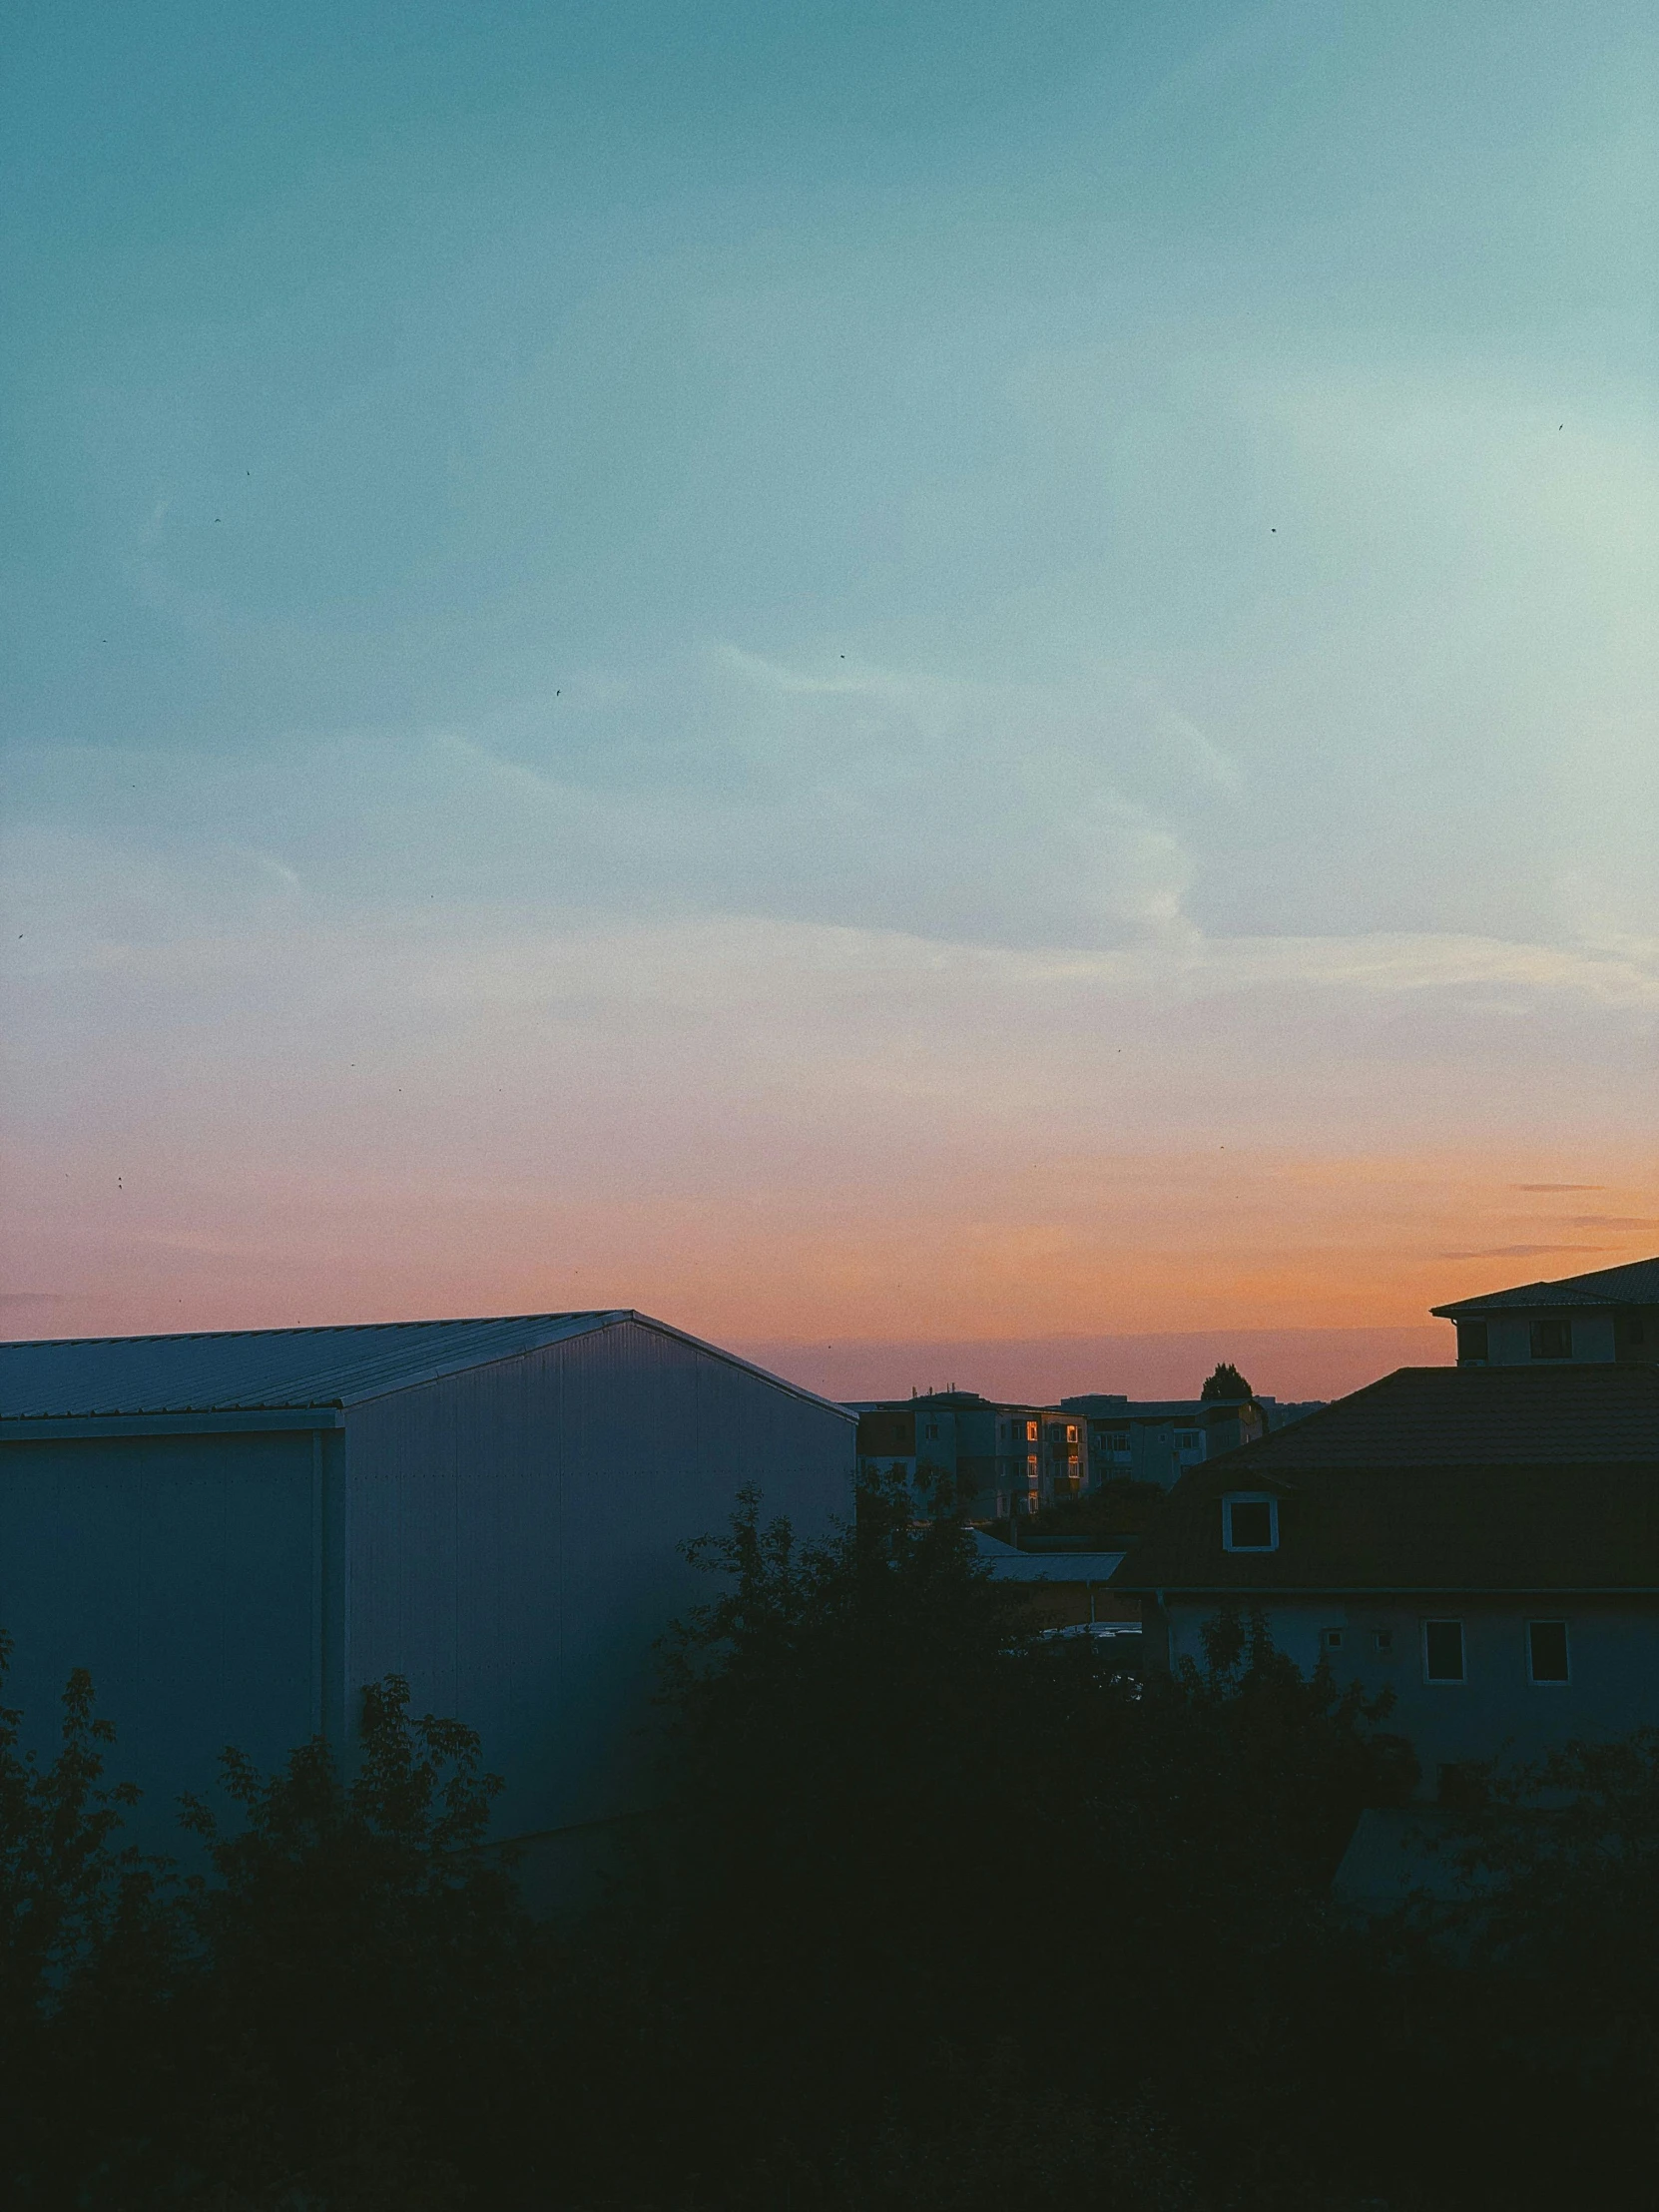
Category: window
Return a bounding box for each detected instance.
[1103,1429,1130,1454]
[1323,1628,1345,1652]
[1026,1420,1039,1443]
[1620,1314,1646,1351]
[1423,1619,1465,1683]
[1529,1317,1573,1362]
[1527,1620,1570,1684]
[1222,1495,1278,1551]
[1176,1429,1201,1452]
[1065,1424,1077,1443]
[925,1422,938,1440]
[1373,1628,1394,1657]
[1456,1319,1489,1365]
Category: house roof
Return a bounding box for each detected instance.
[1110,1461,1659,1595]
[1431,1254,1659,1318]
[0,1312,854,1422]
[1188,1364,1659,1472]
[969,1531,1126,1582]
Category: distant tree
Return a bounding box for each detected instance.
[1201,1361,1254,1401]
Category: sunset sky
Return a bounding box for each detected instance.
[3,1,1655,1400]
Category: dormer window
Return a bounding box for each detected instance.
[1222,1494,1278,1551]
[1529,1317,1572,1362]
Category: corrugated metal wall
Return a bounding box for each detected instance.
[343,1320,850,1838]
[0,1428,318,1841]
[0,1325,850,1854]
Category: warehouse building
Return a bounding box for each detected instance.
[0,1312,853,1872]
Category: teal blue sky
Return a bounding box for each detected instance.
[3,2,1656,1373]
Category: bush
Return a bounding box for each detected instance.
[6,1475,1657,2209]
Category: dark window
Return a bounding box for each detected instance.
[1456,1319,1489,1364]
[1374,1628,1394,1656]
[1323,1628,1344,1651]
[1424,1619,1465,1682]
[1224,1497,1276,1550]
[1528,1620,1570,1683]
[1529,1317,1573,1361]
[1621,1314,1646,1349]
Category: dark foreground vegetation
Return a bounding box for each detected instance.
[4,1476,1657,2210]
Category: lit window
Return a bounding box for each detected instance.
[1026,1420,1038,1443]
[1222,1495,1277,1551]
[1529,1318,1573,1362]
[1527,1620,1570,1684]
[1423,1620,1465,1683]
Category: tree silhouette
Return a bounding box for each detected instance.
[1201,1361,1254,1401]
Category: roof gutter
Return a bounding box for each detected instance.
[0,1409,348,1441]
[1116,1581,1659,1598]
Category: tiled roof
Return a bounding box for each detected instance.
[1192,1365,1659,1471]
[1432,1255,1659,1318]
[1111,1462,1659,1594]
[0,1312,631,1417]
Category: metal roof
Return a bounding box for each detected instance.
[1431,1254,1659,1317]
[970,1531,1126,1581]
[0,1312,855,1423]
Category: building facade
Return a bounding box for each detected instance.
[852,1392,1083,1517]
[1432,1254,1659,1368]
[1112,1364,1659,1794]
[0,1313,853,1867]
[1062,1393,1325,1492]
[854,1388,1327,1512]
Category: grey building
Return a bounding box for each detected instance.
[852,1393,1083,1516]
[1062,1393,1326,1493]
[1433,1253,1659,1368]
[1112,1364,1659,1794]
[0,1312,852,1867]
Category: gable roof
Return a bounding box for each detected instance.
[0,1312,853,1422]
[1431,1255,1659,1318]
[1189,1364,1659,1472]
[1112,1461,1659,1595]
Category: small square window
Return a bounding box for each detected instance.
[1373,1628,1394,1657]
[1528,1620,1570,1684]
[1529,1317,1573,1362]
[1323,1628,1344,1651]
[1223,1495,1277,1551]
[1456,1319,1488,1365]
[1423,1619,1465,1683]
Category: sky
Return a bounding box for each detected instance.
[2,0,1656,1400]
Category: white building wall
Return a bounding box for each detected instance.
[1164,1595,1659,1786]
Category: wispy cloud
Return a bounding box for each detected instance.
[1438,1244,1612,1262]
